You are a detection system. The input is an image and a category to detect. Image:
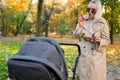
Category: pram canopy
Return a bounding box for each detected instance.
[7,37,68,80]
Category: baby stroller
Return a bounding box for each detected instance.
[7,37,81,80]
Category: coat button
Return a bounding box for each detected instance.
[83,33,85,35]
[91,48,94,50]
[84,46,86,48]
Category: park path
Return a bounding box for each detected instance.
[107,62,120,80]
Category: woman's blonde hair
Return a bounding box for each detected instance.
[89,0,102,20]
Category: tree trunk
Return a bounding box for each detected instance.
[110,6,114,44]
[1,7,7,37]
[45,19,49,37]
[44,1,54,37]
[110,22,113,44]
[35,0,44,36]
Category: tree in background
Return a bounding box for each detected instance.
[0,0,8,37]
[49,0,82,34]
[43,0,55,37]
[0,0,33,36]
[101,0,120,43]
[35,0,43,36]
[12,0,33,36]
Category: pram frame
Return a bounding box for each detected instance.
[59,42,81,80]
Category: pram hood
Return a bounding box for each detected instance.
[7,37,68,80]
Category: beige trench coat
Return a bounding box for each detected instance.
[74,17,110,80]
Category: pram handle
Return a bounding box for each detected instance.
[59,42,81,80]
[59,42,81,54]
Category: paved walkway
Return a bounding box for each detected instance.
[107,62,120,80]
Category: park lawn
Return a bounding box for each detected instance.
[0,41,120,80]
[0,41,23,80]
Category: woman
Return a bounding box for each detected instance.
[73,0,110,80]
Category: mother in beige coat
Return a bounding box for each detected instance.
[74,0,110,80]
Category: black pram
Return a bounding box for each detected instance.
[7,37,81,80]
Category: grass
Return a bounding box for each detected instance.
[0,39,120,80]
[113,34,120,41]
[0,41,23,80]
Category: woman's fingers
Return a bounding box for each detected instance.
[78,16,84,26]
[96,37,101,43]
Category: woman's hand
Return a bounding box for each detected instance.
[96,37,101,44]
[92,34,101,44]
[78,16,85,26]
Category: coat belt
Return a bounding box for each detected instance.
[83,37,92,42]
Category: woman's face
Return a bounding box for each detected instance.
[87,2,97,20]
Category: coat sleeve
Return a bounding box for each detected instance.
[99,21,111,47]
[73,23,83,37]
